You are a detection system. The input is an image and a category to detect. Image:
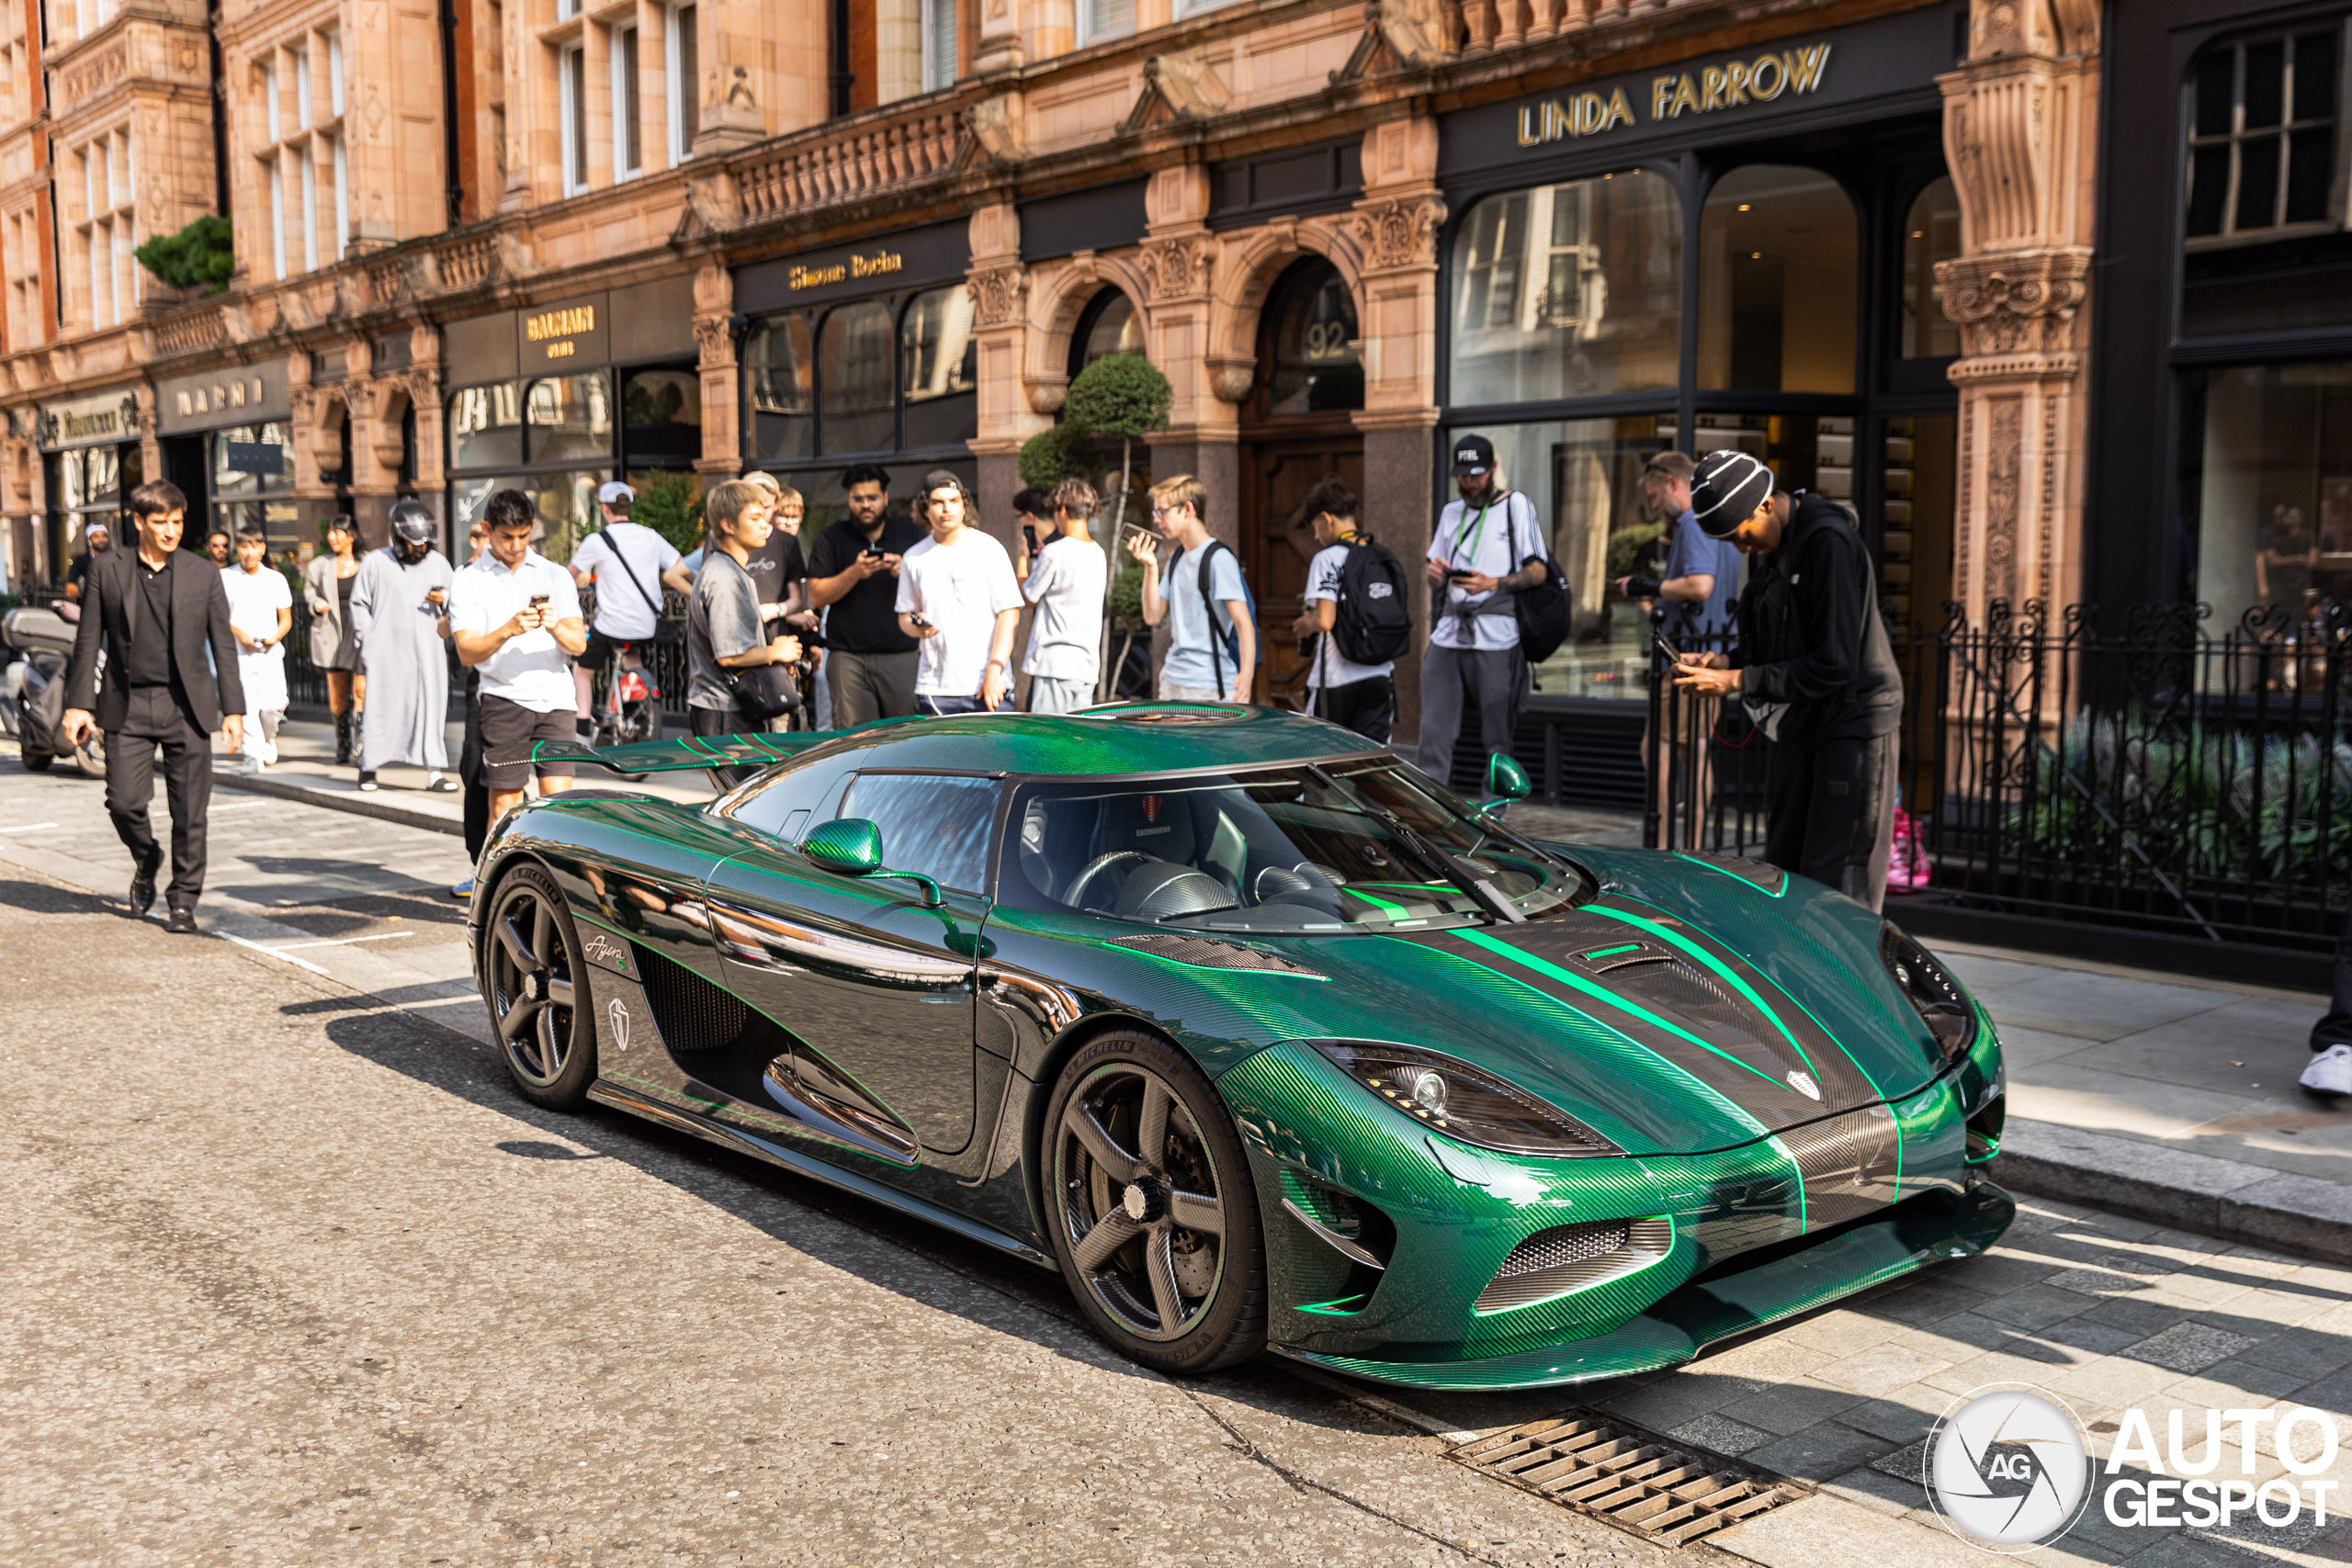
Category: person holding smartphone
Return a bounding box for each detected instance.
[450,489,590,824]
[804,463,925,725]
[1418,434,1548,781]
[1013,479,1104,713]
[347,500,458,794]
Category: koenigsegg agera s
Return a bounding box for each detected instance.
[468,705,2009,1390]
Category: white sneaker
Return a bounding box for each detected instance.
[2301,1043,2352,1098]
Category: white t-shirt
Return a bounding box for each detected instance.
[1160,541,1250,693]
[448,548,583,711]
[219,562,292,659]
[1021,536,1107,683]
[1427,491,1544,652]
[571,521,682,640]
[896,529,1023,697]
[1303,541,1393,688]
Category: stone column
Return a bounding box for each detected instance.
[966,201,1030,559]
[1935,0,2101,620]
[345,376,403,547]
[1137,164,1237,541]
[1350,115,1445,750]
[693,261,741,486]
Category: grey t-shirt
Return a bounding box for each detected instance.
[687,550,765,712]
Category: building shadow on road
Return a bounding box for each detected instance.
[0,876,119,917]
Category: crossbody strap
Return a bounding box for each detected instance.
[605,531,667,626]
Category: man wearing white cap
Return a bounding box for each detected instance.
[571,479,692,734]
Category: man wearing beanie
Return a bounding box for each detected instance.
[1671,449,1904,911]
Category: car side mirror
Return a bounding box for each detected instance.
[1479,752,1532,812]
[800,817,943,908]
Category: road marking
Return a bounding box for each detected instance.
[267,931,421,952]
[218,931,332,975]
[0,822,60,834]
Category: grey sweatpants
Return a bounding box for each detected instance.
[1415,643,1524,784]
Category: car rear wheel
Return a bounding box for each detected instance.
[1044,1031,1266,1374]
[484,864,596,1110]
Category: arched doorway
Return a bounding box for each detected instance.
[1241,256,1364,708]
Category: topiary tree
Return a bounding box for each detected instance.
[1061,353,1171,698]
[1017,423,1087,491]
[134,216,235,295]
[628,469,707,557]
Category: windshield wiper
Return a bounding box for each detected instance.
[1314,771,1522,923]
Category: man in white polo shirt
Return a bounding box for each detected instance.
[450,488,589,821]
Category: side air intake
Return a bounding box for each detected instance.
[1474,1216,1673,1314]
[634,944,747,1053]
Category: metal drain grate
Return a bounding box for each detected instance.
[1450,1412,1810,1546]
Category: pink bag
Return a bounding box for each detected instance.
[1887,805,1933,893]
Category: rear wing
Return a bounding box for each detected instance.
[491,731,839,778]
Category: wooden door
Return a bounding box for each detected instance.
[1242,439,1363,708]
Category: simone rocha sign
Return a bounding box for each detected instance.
[786,251,904,291]
[1517,41,1833,146]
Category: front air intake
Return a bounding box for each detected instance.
[1473,1216,1672,1314]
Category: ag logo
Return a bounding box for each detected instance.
[606,998,631,1053]
[1926,1383,2093,1552]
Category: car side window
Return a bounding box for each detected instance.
[837,773,1000,895]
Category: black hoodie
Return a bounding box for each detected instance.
[1730,493,1903,744]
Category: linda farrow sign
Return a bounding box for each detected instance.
[1518,42,1833,146]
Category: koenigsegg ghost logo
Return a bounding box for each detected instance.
[1926,1384,2093,1551]
[584,931,628,971]
[1787,1070,1821,1100]
[1142,795,1163,824]
[606,998,631,1052]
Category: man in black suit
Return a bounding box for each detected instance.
[61,480,245,933]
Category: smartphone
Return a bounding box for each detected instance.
[1022,525,1040,556]
[910,613,932,630]
[528,592,550,608]
[1653,629,1684,664]
[863,544,886,560]
[1445,568,1476,581]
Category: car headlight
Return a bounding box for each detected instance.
[1313,1042,1621,1158]
[1880,925,1974,1062]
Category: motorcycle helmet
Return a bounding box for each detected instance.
[390,501,438,562]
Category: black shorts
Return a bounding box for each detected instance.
[582,630,650,673]
[481,694,580,791]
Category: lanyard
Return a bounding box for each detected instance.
[1448,498,1493,566]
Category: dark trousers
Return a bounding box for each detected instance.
[1764,729,1898,914]
[105,686,212,907]
[1310,674,1395,745]
[1416,644,1522,782]
[2315,902,2352,1053]
[458,671,489,862]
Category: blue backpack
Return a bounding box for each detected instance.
[1190,538,1258,700]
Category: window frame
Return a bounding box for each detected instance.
[2182,22,2349,249]
[559,43,588,197]
[744,284,979,466]
[611,21,643,181]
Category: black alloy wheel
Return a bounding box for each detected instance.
[485,864,597,1109]
[1044,1031,1266,1374]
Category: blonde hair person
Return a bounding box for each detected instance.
[1129,473,1255,702]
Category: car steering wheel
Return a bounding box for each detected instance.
[1063,851,1148,912]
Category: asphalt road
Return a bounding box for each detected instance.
[5,753,2351,1568]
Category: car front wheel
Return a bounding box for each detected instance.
[1044,1031,1266,1375]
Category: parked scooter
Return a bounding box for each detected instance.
[3,604,104,775]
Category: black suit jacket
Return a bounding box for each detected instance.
[63,547,245,733]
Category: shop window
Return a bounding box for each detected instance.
[1443,416,1679,702]
[1697,166,1858,395]
[526,374,612,465]
[1263,259,1363,416]
[749,314,814,463]
[449,381,525,469]
[209,422,294,545]
[623,367,701,463]
[2183,361,2352,626]
[1900,177,1962,360]
[820,300,896,456]
[900,286,978,451]
[1449,170,1680,408]
[1071,288,1143,378]
[2188,31,2340,242]
[1687,411,1853,501]
[451,469,608,564]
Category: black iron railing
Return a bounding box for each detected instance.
[1645,600,2352,956]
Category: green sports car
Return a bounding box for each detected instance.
[469,704,2010,1390]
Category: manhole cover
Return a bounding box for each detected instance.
[1450,1412,1810,1546]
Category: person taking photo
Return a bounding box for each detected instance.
[59,480,245,934]
[1671,449,1904,911]
[896,470,1022,716]
[804,464,922,725]
[1419,434,1549,781]
[449,489,589,825]
[1616,450,1742,849]
[1015,478,1105,714]
[1128,474,1256,703]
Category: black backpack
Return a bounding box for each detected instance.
[1329,536,1411,666]
[1499,491,1574,664]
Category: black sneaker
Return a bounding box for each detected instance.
[357,771,379,792]
[130,847,164,917]
[165,906,198,934]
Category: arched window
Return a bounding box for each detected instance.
[1697,165,1858,394]
[1900,176,1962,360]
[622,367,702,462]
[1449,169,1680,407]
[819,300,895,457]
[747,314,814,464]
[448,382,522,469]
[1070,288,1144,378]
[1263,259,1362,415]
[526,374,612,464]
[900,285,978,451]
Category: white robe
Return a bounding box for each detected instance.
[349,546,454,772]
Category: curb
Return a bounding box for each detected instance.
[214,771,465,839]
[1996,1117,2352,1264]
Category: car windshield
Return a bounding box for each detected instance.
[999,761,1591,933]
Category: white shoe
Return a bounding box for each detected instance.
[2301,1043,2352,1097]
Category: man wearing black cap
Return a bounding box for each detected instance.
[348,499,456,793]
[1419,433,1549,781]
[1671,449,1904,911]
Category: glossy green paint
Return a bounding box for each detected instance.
[801,817,884,874]
[469,712,2011,1393]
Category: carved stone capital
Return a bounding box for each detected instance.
[967,264,1026,328]
[694,315,735,370]
[1138,234,1216,302]
[1938,249,2091,358]
[1351,194,1447,272]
